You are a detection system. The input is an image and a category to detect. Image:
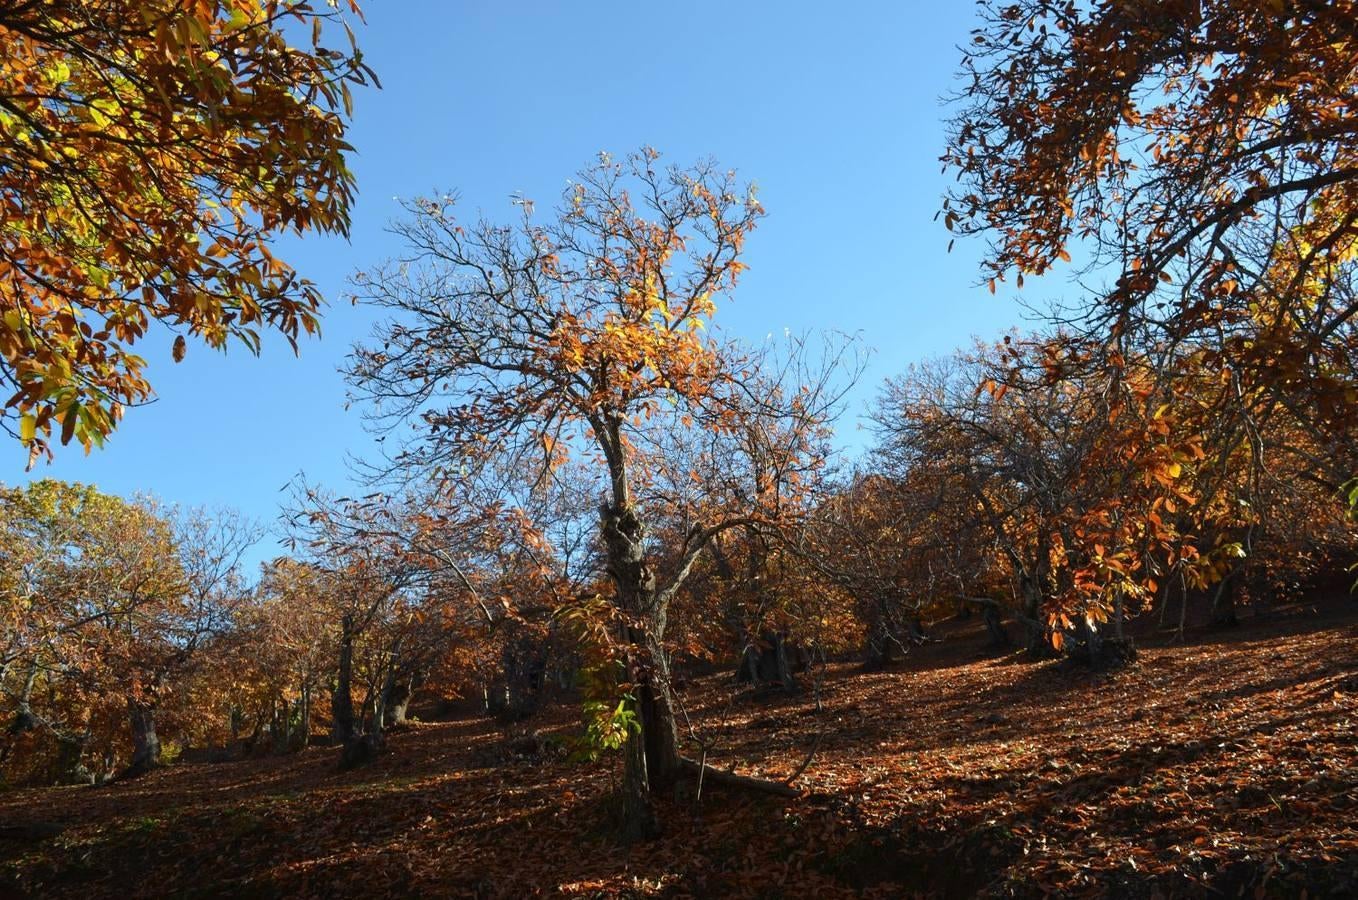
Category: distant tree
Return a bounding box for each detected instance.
[1,481,183,780]
[285,482,535,766]
[873,337,1192,660]
[0,481,259,781]
[666,337,857,690]
[812,470,1001,665]
[0,0,373,462]
[0,480,121,782]
[116,504,257,775]
[227,558,336,752]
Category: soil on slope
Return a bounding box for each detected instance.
[1,601,1355,898]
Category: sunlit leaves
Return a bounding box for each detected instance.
[346,149,766,500]
[0,1,371,463]
[943,0,1358,633]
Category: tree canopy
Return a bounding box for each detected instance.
[0,0,372,463]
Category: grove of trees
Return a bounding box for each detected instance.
[1,0,1355,857]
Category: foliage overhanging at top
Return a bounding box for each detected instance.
[0,0,373,464]
[943,1,1357,444]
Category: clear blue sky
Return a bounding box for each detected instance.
[11,1,1042,563]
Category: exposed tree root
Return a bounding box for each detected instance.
[679,734,823,799]
[679,757,802,797]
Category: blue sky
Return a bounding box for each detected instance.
[11,1,1042,562]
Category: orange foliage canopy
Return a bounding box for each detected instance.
[0,1,372,462]
[944,0,1358,470]
[943,0,1358,638]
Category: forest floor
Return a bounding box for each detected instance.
[1,601,1356,898]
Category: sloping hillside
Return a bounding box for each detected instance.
[2,603,1355,898]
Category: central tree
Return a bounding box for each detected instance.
[346,150,831,839]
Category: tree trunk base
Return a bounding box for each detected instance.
[338,733,385,771]
[1061,636,1138,671]
[115,757,161,782]
[619,795,660,844]
[1024,639,1061,662]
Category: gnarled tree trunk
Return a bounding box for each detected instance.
[738,630,801,691]
[980,601,1009,648]
[50,733,94,785]
[602,501,679,843]
[1019,567,1056,658]
[383,675,414,729]
[961,597,1010,649]
[331,612,382,770]
[1212,571,1240,627]
[123,701,161,777]
[331,613,357,744]
[299,682,311,748]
